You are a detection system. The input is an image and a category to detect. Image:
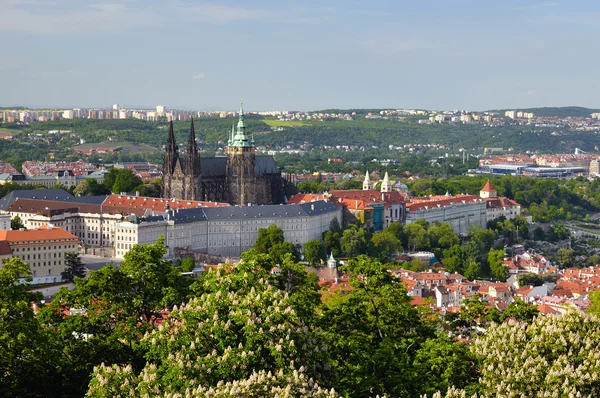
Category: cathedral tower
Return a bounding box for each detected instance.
[183,118,201,200]
[162,120,185,199]
[226,103,256,205]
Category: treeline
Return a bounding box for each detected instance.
[409,175,600,222]
[5,236,600,397]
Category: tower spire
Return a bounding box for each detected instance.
[230,101,251,147]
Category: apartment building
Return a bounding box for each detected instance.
[0,225,79,283]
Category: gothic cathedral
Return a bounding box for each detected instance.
[162,103,287,205]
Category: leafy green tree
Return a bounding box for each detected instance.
[340,224,368,257]
[10,215,24,230]
[466,311,600,397]
[88,257,333,397]
[387,221,407,248]
[304,239,327,266]
[533,226,546,241]
[500,298,539,322]
[587,254,600,267]
[111,168,143,194]
[0,258,60,397]
[412,333,479,396]
[38,237,190,396]
[463,259,481,280]
[60,252,86,282]
[441,245,467,274]
[459,294,499,328]
[320,255,430,397]
[428,222,459,251]
[517,272,544,288]
[555,248,574,268]
[180,257,195,272]
[255,224,285,253]
[405,222,430,252]
[589,291,600,316]
[488,248,507,282]
[370,230,401,261]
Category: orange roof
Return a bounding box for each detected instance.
[481,180,496,193]
[537,304,559,315]
[0,225,78,243]
[102,194,229,216]
[406,195,482,211]
[288,193,327,204]
[485,197,520,209]
[339,199,373,210]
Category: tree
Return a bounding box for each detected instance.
[488,248,507,282]
[255,224,285,253]
[533,226,546,241]
[463,259,481,280]
[87,257,332,397]
[180,257,195,272]
[60,252,86,282]
[0,258,60,397]
[323,217,342,257]
[370,230,401,261]
[320,255,430,397]
[111,169,143,194]
[340,225,368,257]
[10,215,24,230]
[441,245,467,274]
[304,239,327,266]
[428,222,459,251]
[555,248,574,268]
[589,291,600,316]
[38,237,191,396]
[500,298,539,322]
[466,311,600,396]
[517,272,543,288]
[405,222,429,252]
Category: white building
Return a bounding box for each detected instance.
[115,201,342,259]
[480,180,522,221]
[405,195,487,235]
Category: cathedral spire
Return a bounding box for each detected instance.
[186,118,198,159]
[230,101,252,147]
[164,120,179,173]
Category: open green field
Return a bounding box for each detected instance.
[74,140,160,155]
[0,127,19,137]
[261,119,311,127]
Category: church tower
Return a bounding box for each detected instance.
[183,118,201,200]
[363,170,373,190]
[226,103,256,205]
[381,171,392,193]
[162,119,184,199]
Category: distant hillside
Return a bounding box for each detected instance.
[493,106,600,118]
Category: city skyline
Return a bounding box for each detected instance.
[2,0,600,111]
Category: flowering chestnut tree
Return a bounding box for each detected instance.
[87,259,334,397]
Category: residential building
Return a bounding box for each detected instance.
[0,225,79,283]
[405,195,487,235]
[479,180,522,221]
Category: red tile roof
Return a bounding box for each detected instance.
[101,194,229,216]
[481,180,496,193]
[288,193,328,204]
[0,225,78,242]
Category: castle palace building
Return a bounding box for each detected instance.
[162,104,287,205]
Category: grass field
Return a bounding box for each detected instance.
[0,127,19,137]
[261,119,311,127]
[74,140,159,154]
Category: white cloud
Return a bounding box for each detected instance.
[192,73,205,80]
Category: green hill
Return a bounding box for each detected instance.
[493,106,600,118]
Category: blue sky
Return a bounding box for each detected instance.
[1,0,599,111]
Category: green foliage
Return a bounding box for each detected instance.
[111,168,143,194]
[0,258,60,397]
[180,257,195,272]
[369,230,401,261]
[517,272,544,288]
[555,248,575,268]
[488,248,507,282]
[60,252,86,282]
[500,299,539,322]
[468,311,600,397]
[254,224,299,263]
[321,256,430,397]
[88,253,332,397]
[405,222,430,252]
[340,224,369,257]
[10,215,24,230]
[38,237,191,396]
[304,239,327,266]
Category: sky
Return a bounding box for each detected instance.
[1,0,599,111]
